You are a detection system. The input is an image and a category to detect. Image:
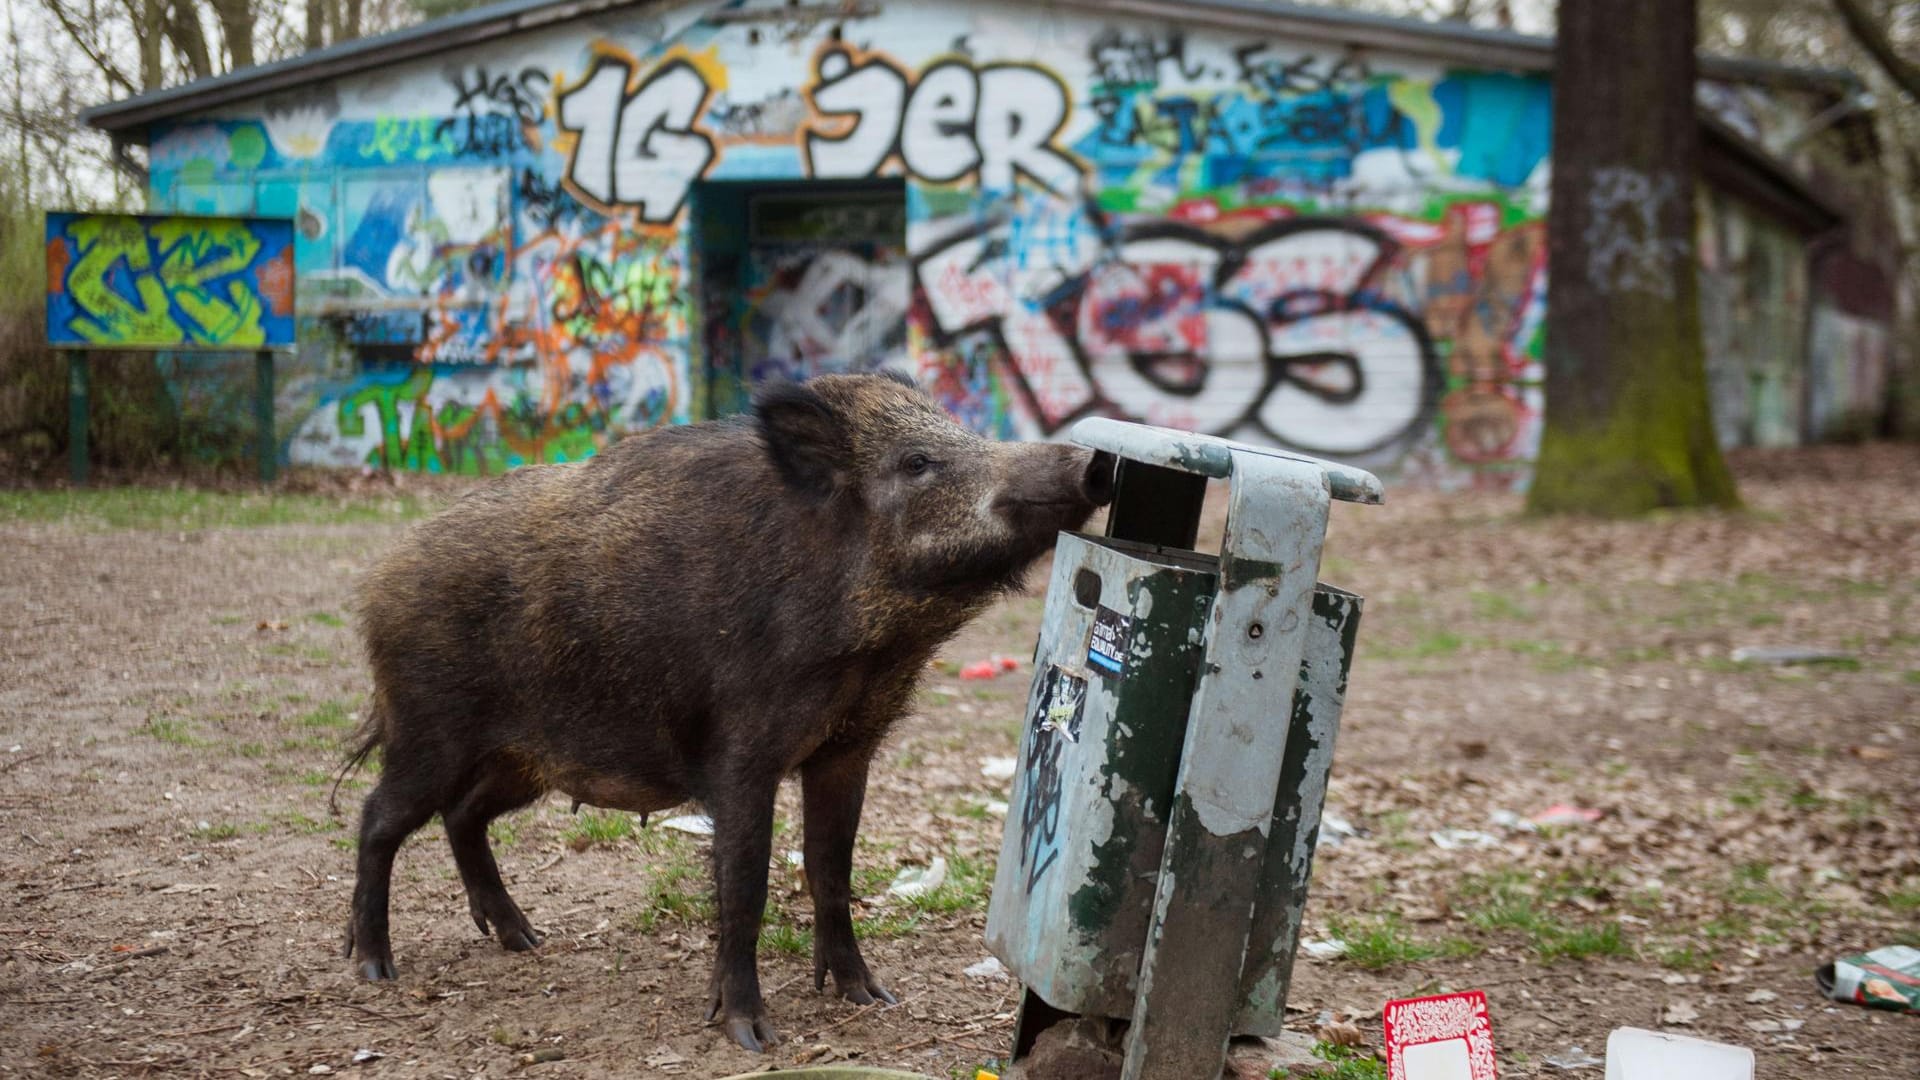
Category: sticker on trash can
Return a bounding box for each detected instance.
[1019,666,1085,893]
[1087,605,1131,679]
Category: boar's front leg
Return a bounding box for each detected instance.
[704,771,783,1053]
[802,746,895,1006]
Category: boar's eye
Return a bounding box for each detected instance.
[902,453,936,477]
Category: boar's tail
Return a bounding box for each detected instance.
[328,699,389,816]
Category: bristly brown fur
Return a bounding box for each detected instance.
[337,373,1113,1052]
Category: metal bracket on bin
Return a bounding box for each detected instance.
[988,418,1382,1080]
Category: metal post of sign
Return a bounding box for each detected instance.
[255,350,277,485]
[67,350,89,487]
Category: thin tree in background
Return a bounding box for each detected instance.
[1527,0,1741,515]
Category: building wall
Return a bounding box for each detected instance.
[146,0,1565,485]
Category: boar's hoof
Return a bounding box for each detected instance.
[498,925,542,952]
[705,993,782,1053]
[358,956,399,981]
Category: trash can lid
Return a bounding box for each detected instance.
[1069,417,1385,505]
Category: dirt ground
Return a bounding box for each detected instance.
[3,445,1916,1079]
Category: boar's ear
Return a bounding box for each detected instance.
[753,380,850,496]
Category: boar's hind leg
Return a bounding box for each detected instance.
[444,762,544,952]
[704,775,783,1053]
[802,747,895,1006]
[345,770,440,981]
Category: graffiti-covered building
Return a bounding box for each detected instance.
[82,0,1895,486]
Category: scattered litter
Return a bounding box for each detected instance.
[1317,812,1361,848]
[1430,828,1502,850]
[1531,803,1604,827]
[1660,999,1699,1026]
[980,757,1018,781]
[516,1048,564,1066]
[1299,938,1349,960]
[1489,809,1539,833]
[970,798,1009,818]
[1742,1018,1803,1034]
[1605,1027,1752,1079]
[964,956,1008,979]
[350,1050,383,1065]
[308,1066,333,1076]
[960,656,1020,680]
[886,856,947,900]
[656,814,713,837]
[1728,645,1852,666]
[1742,989,1777,1004]
[783,850,804,868]
[1384,990,1496,1079]
[1544,1045,1603,1069]
[156,882,218,894]
[1816,944,1920,1012]
[1316,1018,1365,1048]
[1845,744,1895,762]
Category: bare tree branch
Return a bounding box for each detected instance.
[39,0,139,94]
[1833,0,1920,100]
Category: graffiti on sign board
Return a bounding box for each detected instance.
[45,213,296,349]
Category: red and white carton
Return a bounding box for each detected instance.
[1383,989,1497,1080]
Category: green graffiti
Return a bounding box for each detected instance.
[65,217,187,346]
[228,125,268,170]
[1388,79,1444,168]
[337,368,436,471]
[150,219,267,346]
[357,117,453,163]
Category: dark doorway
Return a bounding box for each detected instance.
[692,179,909,417]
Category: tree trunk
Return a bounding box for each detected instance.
[165,0,214,80]
[1526,0,1740,515]
[208,0,255,69]
[304,0,324,51]
[136,0,165,89]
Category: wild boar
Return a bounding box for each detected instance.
[338,372,1113,1051]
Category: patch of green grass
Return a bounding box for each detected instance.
[275,812,344,835]
[1883,889,1920,914]
[629,859,714,933]
[901,853,993,917]
[1372,629,1465,661]
[1327,915,1474,970]
[1535,922,1630,962]
[299,700,354,729]
[1904,670,1920,685]
[211,614,249,626]
[1461,872,1632,962]
[277,734,339,753]
[488,816,521,848]
[854,909,926,939]
[307,611,346,628]
[759,920,812,958]
[564,809,635,849]
[1658,944,1716,971]
[330,835,358,851]
[1307,1041,1386,1080]
[0,487,439,531]
[142,717,205,747]
[1470,590,1532,621]
[197,822,241,841]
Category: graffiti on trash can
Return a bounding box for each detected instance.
[1019,666,1086,894]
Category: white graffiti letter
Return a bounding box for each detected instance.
[807,49,907,178]
[900,62,980,183]
[557,62,628,205]
[612,61,715,223]
[975,67,1079,193]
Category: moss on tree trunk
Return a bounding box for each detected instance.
[1526,0,1740,517]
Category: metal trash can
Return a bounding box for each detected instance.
[984,418,1382,1080]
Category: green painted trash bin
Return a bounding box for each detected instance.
[983,419,1379,1080]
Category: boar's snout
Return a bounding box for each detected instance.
[996,445,1115,526]
[1084,450,1117,507]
